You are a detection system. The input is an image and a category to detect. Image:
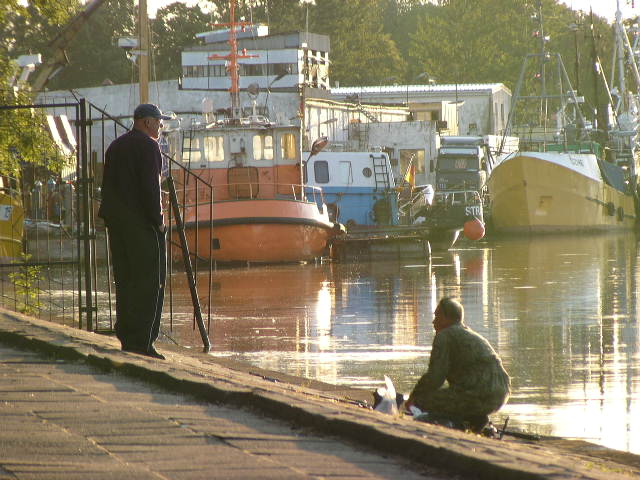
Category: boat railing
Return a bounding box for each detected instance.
[433,189,482,207]
[399,187,431,220]
[173,182,325,206]
[513,127,602,156]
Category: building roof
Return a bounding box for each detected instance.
[331,83,509,95]
[184,31,330,53]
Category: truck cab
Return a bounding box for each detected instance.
[435,136,490,193]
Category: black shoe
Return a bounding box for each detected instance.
[147,346,166,360]
[122,346,165,360]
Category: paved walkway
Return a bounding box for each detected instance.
[0,344,446,480]
[0,307,638,480]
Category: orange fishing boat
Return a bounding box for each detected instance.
[173,120,339,263]
[171,1,339,263]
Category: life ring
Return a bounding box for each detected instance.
[617,206,625,222]
[606,202,615,216]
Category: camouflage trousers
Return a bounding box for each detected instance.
[414,387,508,418]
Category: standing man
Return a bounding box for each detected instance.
[406,297,510,431]
[98,103,172,359]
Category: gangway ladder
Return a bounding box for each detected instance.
[372,154,391,191]
[357,105,378,123]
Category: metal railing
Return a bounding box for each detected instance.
[0,97,212,352]
[0,99,89,328]
[175,180,325,206]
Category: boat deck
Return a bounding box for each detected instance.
[331,225,432,261]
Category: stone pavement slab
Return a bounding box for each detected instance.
[0,339,445,479]
[0,307,639,480]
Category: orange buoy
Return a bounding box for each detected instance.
[463,217,485,240]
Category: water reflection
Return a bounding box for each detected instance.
[165,233,639,454]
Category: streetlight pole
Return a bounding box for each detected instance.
[138,0,149,103]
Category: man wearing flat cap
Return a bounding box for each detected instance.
[98,103,173,360]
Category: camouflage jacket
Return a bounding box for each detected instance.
[410,323,510,401]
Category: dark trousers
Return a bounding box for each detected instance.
[107,222,166,351]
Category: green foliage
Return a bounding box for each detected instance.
[0,86,71,177]
[0,0,620,114]
[406,0,614,121]
[408,0,535,87]
[310,0,406,85]
[0,0,77,176]
[152,3,212,81]
[8,253,43,315]
[1,1,79,71]
[252,0,306,34]
[45,0,136,89]
[26,0,78,25]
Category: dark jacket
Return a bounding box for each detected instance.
[98,128,163,229]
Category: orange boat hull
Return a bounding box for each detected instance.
[174,199,337,263]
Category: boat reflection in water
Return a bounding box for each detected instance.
[165,233,639,454]
[488,233,639,454]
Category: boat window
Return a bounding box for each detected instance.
[264,135,273,160]
[280,133,298,161]
[182,136,201,164]
[438,157,479,170]
[314,161,329,183]
[253,134,273,161]
[253,135,262,160]
[400,149,425,175]
[204,135,224,162]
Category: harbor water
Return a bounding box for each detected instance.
[164,232,639,455]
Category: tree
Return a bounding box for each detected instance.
[0,0,77,176]
[408,0,533,88]
[151,3,212,81]
[310,0,406,86]
[256,0,306,34]
[45,0,136,90]
[378,0,423,81]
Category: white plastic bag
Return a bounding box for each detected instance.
[373,375,399,416]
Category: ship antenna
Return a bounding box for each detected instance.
[209,0,258,120]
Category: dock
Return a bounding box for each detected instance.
[331,225,431,261]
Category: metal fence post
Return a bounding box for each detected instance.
[78,98,95,330]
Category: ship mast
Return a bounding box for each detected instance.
[608,0,640,181]
[209,0,257,119]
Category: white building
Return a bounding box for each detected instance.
[331,83,512,137]
[181,26,330,94]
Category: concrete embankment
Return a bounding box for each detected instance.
[0,307,638,480]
